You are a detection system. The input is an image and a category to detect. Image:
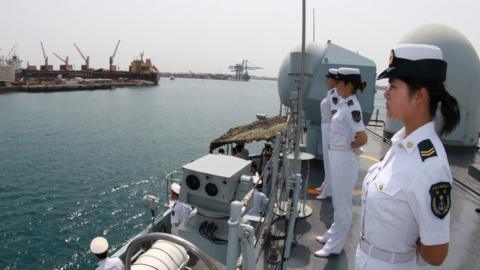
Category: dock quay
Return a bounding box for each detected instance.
[0,79,154,93]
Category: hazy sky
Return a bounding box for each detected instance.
[1,0,479,77]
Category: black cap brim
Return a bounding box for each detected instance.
[377,59,447,81]
[336,73,361,82]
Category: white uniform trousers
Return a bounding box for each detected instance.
[320,122,332,196]
[323,149,357,253]
[355,246,416,270]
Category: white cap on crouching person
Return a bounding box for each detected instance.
[90,236,108,254]
[171,183,181,195]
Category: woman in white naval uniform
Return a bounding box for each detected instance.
[315,67,368,257]
[356,44,460,270]
[316,68,340,200]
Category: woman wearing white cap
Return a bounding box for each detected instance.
[315,67,368,257]
[90,236,125,270]
[356,44,460,270]
[316,68,340,199]
[170,183,192,235]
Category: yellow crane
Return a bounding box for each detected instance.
[73,43,90,71]
[109,40,120,72]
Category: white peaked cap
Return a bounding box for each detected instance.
[171,183,181,194]
[338,67,360,75]
[378,43,447,81]
[90,236,109,254]
[393,44,444,60]
[328,68,338,74]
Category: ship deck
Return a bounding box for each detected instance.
[253,127,480,270]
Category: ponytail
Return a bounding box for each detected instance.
[399,76,460,135]
[438,91,460,135]
[358,81,367,93]
[347,79,367,94]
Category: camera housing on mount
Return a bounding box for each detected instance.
[179,154,252,218]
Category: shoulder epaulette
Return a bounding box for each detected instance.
[418,139,437,162]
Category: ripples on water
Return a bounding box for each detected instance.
[0,79,280,270]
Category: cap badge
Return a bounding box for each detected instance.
[389,50,395,65]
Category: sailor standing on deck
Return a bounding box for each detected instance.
[356,44,460,270]
[315,67,368,257]
[90,236,125,270]
[316,68,340,200]
[170,183,192,235]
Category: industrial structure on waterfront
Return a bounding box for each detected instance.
[1,41,160,88]
[229,59,262,81]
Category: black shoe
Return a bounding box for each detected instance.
[476,208,480,213]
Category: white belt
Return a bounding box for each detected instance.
[328,144,351,151]
[359,239,415,264]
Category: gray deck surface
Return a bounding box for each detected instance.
[253,128,480,270]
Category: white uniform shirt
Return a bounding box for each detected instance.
[320,88,340,123]
[246,189,268,216]
[361,121,452,253]
[95,257,124,270]
[171,201,192,228]
[329,95,365,148]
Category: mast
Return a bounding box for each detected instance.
[294,0,307,164]
[313,8,315,43]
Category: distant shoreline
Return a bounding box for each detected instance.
[160,72,277,81]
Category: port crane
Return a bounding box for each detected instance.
[5,43,17,59]
[109,40,120,71]
[52,52,72,71]
[228,59,262,81]
[40,42,53,71]
[73,43,90,71]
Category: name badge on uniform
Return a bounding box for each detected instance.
[429,182,451,219]
[351,111,362,123]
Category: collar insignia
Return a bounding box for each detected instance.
[332,96,338,105]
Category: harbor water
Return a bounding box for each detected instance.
[0,79,386,270]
